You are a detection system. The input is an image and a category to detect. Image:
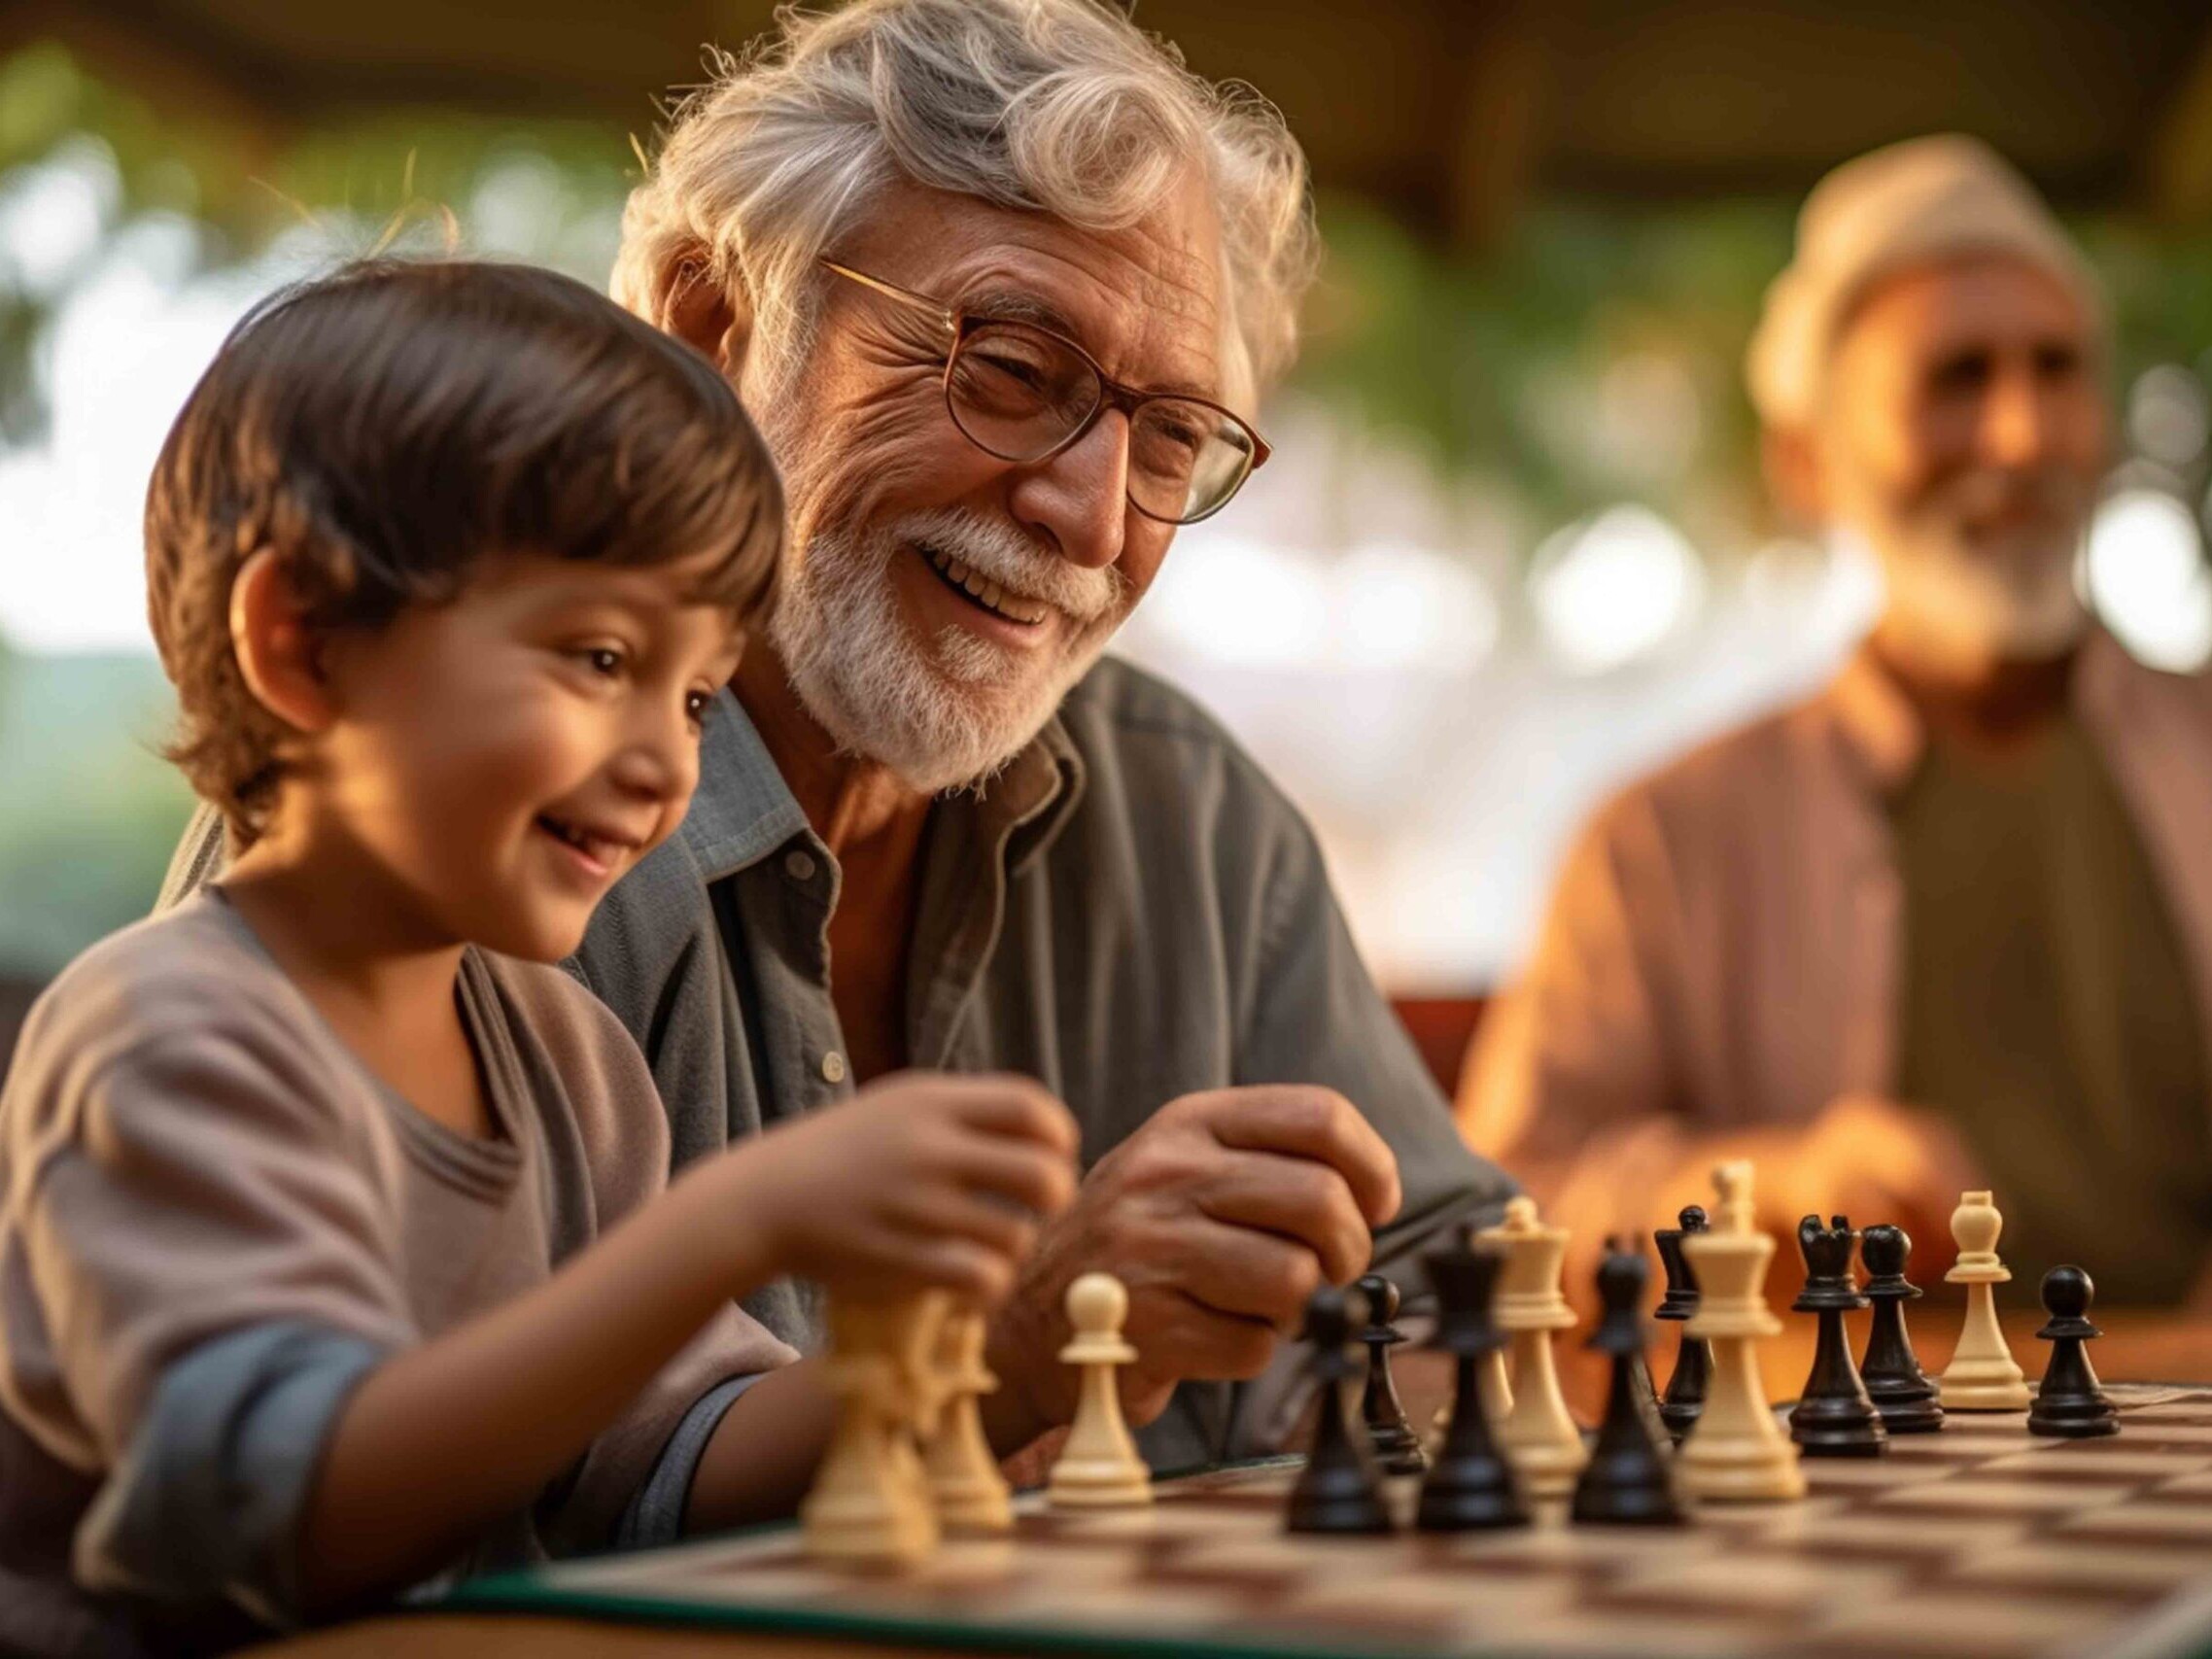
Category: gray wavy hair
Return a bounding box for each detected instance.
[611,0,1319,408]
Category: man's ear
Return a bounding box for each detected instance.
[229,548,335,736]
[1760,423,1829,530]
[655,248,752,382]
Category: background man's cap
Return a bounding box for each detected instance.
[1745,133,2100,428]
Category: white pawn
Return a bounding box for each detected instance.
[920,1304,1014,1533]
[1048,1273,1153,1508]
[1674,1161,1806,1502]
[1478,1196,1587,1499]
[1938,1190,2032,1411]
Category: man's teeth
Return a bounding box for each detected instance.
[924,545,1050,625]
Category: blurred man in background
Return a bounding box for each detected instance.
[1461,135,2212,1302]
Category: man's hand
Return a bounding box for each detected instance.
[1783,1093,1984,1266]
[1633,1093,1983,1296]
[981,1086,1403,1448]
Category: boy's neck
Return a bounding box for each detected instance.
[222,816,492,1137]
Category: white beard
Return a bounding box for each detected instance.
[1862,467,2091,667]
[768,505,1128,795]
[1877,538,2087,663]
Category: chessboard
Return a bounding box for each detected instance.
[441,1384,2212,1659]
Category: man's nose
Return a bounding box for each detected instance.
[1008,409,1130,571]
[1978,363,2057,470]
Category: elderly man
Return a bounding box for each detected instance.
[165,0,1510,1484]
[1462,135,2212,1304]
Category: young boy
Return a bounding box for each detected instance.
[0,260,1079,1656]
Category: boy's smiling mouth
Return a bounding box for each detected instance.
[535,813,644,881]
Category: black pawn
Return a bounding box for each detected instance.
[1787,1214,1888,1457]
[1417,1238,1529,1531]
[1356,1273,1428,1475]
[1571,1240,1685,1525]
[1288,1284,1396,1533]
[2028,1266,2120,1439]
[1856,1225,1944,1434]
[1653,1205,1712,1442]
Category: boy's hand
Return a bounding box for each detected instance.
[725,1072,1080,1304]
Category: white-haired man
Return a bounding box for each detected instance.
[1462,136,2212,1304]
[169,0,1512,1490]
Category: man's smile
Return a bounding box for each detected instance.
[903,539,1064,654]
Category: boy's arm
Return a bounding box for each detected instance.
[678,1355,839,1532]
[296,1151,781,1604]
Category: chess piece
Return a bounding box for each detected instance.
[1417,1238,1530,1530]
[1571,1241,1685,1525]
[1654,1206,1712,1441]
[803,1295,942,1564]
[1856,1225,1944,1434]
[1049,1273,1154,1507]
[1428,1228,1511,1447]
[919,1304,1014,1533]
[2027,1265,2120,1439]
[1787,1216,1887,1456]
[1477,1196,1588,1499]
[1937,1191,2031,1411]
[1356,1273,1428,1475]
[1288,1285,1397,1533]
[1674,1162,1807,1502]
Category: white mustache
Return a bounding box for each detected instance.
[1936,467,2087,526]
[889,507,1124,626]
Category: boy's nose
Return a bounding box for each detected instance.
[609,710,698,805]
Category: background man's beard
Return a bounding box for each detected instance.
[769,509,1125,794]
[1868,471,2091,667]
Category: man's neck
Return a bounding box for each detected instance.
[732,647,934,859]
[1869,619,2079,753]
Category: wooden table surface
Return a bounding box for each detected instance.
[262,1304,2212,1658]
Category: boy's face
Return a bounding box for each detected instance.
[313,551,743,962]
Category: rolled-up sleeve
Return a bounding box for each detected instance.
[10,1024,415,1625]
[74,1323,387,1625]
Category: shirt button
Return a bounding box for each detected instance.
[819,1051,847,1085]
[783,849,817,882]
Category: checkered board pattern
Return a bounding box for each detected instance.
[445,1384,2212,1659]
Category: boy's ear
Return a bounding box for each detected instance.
[656,249,752,382]
[229,549,335,735]
[1760,423,1829,530]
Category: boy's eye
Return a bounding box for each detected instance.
[578,646,625,677]
[685,689,712,725]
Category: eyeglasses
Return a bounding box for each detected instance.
[818,259,1269,525]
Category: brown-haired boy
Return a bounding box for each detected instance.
[0,260,1077,1655]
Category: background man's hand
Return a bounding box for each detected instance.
[982,1086,1402,1447]
[1612,1092,1984,1308]
[1785,1093,1985,1263]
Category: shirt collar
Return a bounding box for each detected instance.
[1824,623,2130,797]
[678,687,1089,882]
[678,688,812,881]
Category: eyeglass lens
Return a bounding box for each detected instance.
[946,321,1256,523]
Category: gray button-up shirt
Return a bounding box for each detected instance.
[160,655,1514,1469]
[566,655,1513,1465]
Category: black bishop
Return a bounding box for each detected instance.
[1571,1239,1684,1525]
[1417,1235,1529,1531]
[1287,1284,1396,1533]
